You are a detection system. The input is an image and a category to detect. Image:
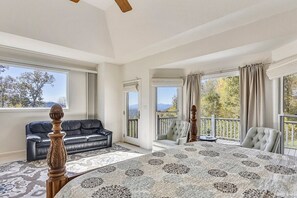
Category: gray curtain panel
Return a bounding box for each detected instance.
[240,64,265,143]
[186,74,201,137]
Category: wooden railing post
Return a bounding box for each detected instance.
[211,114,216,137]
[190,105,198,142]
[46,104,68,198]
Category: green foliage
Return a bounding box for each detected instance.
[0,68,55,108]
[283,73,297,115]
[201,76,240,118]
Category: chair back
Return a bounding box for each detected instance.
[166,120,190,141]
[242,127,281,153]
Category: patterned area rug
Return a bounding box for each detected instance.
[0,144,143,198]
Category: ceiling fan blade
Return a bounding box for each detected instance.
[70,0,80,3]
[115,0,132,13]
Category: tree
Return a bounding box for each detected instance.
[201,76,239,118]
[0,65,10,107]
[1,76,22,107]
[217,76,240,118]
[18,71,55,107]
[284,74,297,115]
[201,79,222,117]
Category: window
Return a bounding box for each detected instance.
[156,87,178,114]
[283,73,297,115]
[201,76,240,118]
[0,64,68,109]
[282,73,297,149]
[200,75,240,140]
[156,87,181,136]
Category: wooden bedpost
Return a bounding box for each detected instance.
[46,104,68,198]
[189,105,198,142]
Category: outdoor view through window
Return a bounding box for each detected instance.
[283,73,297,115]
[283,73,297,148]
[156,87,178,135]
[201,76,240,140]
[0,65,67,108]
[157,87,178,113]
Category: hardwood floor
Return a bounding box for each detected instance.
[217,139,297,158]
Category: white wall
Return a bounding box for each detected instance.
[97,63,123,143]
[0,70,87,160]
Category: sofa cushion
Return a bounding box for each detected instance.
[29,121,52,134]
[64,135,88,145]
[86,134,107,142]
[62,120,81,131]
[36,138,51,148]
[81,128,99,135]
[64,129,81,136]
[81,120,102,129]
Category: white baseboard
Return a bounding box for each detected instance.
[0,150,26,164]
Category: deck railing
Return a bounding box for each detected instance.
[156,112,177,137]
[127,119,138,138]
[201,116,240,141]
[280,115,297,149]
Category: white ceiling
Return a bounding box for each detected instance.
[103,0,297,63]
[82,0,114,10]
[1,0,297,68]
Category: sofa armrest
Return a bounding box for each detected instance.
[176,137,187,145]
[27,134,41,142]
[157,134,167,140]
[98,129,112,136]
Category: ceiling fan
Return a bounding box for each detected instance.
[70,0,132,13]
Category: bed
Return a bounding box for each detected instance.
[45,105,297,198]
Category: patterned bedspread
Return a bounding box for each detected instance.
[56,142,297,198]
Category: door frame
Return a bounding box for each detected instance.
[122,80,141,146]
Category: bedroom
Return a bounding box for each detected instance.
[0,0,297,197]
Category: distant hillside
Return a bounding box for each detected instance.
[157,104,172,111]
[129,103,172,111]
[44,102,66,108]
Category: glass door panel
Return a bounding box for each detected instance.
[125,92,140,145]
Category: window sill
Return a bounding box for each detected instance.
[0,107,69,113]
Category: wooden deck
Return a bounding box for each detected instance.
[217,139,297,158]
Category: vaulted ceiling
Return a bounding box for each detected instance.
[0,0,297,68]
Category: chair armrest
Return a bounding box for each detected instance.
[27,134,41,142]
[157,134,167,140]
[176,137,187,145]
[98,129,112,136]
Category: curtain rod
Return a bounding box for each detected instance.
[188,61,272,77]
[202,67,239,76]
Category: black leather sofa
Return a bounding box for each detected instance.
[26,119,112,161]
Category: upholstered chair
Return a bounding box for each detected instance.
[241,127,281,153]
[152,120,191,151]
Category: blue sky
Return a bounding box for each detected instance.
[128,87,177,106]
[1,65,67,102]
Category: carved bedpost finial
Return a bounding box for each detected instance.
[46,104,68,198]
[189,105,198,142]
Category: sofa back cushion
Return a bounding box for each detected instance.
[81,120,102,134]
[62,120,81,136]
[29,121,52,134]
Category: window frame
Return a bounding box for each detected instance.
[0,62,69,112]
